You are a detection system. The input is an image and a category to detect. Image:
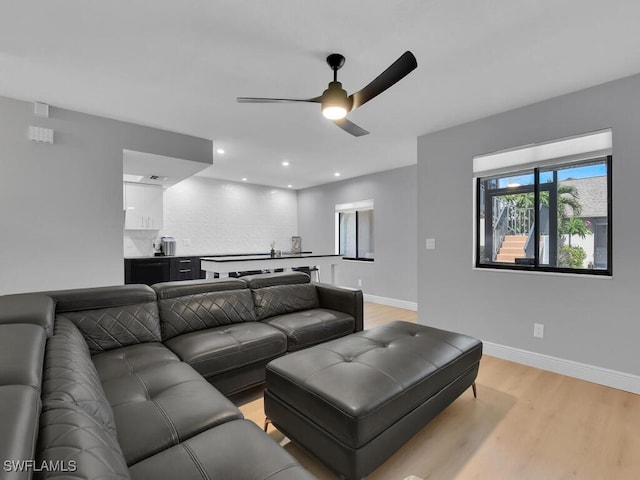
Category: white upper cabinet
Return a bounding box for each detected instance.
[124,183,163,230]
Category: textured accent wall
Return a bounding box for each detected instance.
[124,176,298,257]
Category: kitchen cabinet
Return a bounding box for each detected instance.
[125,256,205,285]
[124,183,163,230]
[124,258,171,285]
[170,257,202,281]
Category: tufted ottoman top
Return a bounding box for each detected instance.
[265,320,482,448]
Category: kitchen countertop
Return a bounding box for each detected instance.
[201,253,339,263]
[125,252,313,260]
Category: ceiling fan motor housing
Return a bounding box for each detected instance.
[321,81,351,119]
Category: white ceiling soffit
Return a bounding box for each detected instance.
[2,1,640,188]
[123,149,209,187]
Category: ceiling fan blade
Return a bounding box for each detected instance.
[349,51,417,110]
[333,118,369,137]
[237,96,321,103]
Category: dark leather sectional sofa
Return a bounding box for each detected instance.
[0,272,362,480]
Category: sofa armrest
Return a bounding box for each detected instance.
[315,284,363,332]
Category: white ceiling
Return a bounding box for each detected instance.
[123,149,210,187]
[2,1,640,189]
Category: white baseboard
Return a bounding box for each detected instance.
[483,341,640,395]
[363,294,418,311]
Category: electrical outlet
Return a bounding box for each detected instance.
[533,323,544,338]
[425,238,436,250]
[357,279,362,287]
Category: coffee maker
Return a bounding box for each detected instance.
[160,236,176,256]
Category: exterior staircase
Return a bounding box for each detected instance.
[496,235,527,263]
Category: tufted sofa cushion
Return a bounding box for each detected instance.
[49,285,162,354]
[264,309,355,352]
[252,284,320,321]
[164,323,287,381]
[42,318,118,438]
[157,289,257,341]
[92,343,180,381]
[93,345,242,466]
[128,419,317,480]
[36,402,130,480]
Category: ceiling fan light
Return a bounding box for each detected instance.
[322,106,347,120]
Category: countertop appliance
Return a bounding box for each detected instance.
[160,236,176,256]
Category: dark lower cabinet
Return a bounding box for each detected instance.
[125,257,205,285]
[170,257,199,281]
[124,258,171,285]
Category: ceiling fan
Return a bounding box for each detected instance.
[237,51,417,137]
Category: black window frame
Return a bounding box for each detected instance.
[475,155,612,276]
[339,209,375,262]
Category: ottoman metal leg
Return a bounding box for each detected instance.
[263,417,271,432]
[472,382,477,398]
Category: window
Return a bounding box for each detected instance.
[474,130,612,275]
[336,200,374,261]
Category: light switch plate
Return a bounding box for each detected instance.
[534,323,544,338]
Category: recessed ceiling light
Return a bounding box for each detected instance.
[334,172,341,177]
[241,177,247,182]
[216,148,225,155]
[282,161,290,167]
[287,184,293,188]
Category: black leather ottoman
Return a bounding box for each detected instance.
[264,320,482,479]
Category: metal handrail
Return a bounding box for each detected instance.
[508,207,534,235]
[493,201,510,261]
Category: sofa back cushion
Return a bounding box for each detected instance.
[252,284,320,321]
[152,278,247,299]
[49,285,161,354]
[158,289,257,340]
[42,318,118,439]
[242,271,310,289]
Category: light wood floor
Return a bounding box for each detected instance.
[238,303,640,479]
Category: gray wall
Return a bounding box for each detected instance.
[298,165,417,304]
[418,73,640,376]
[0,95,212,294]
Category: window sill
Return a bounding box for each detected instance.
[472,266,611,279]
